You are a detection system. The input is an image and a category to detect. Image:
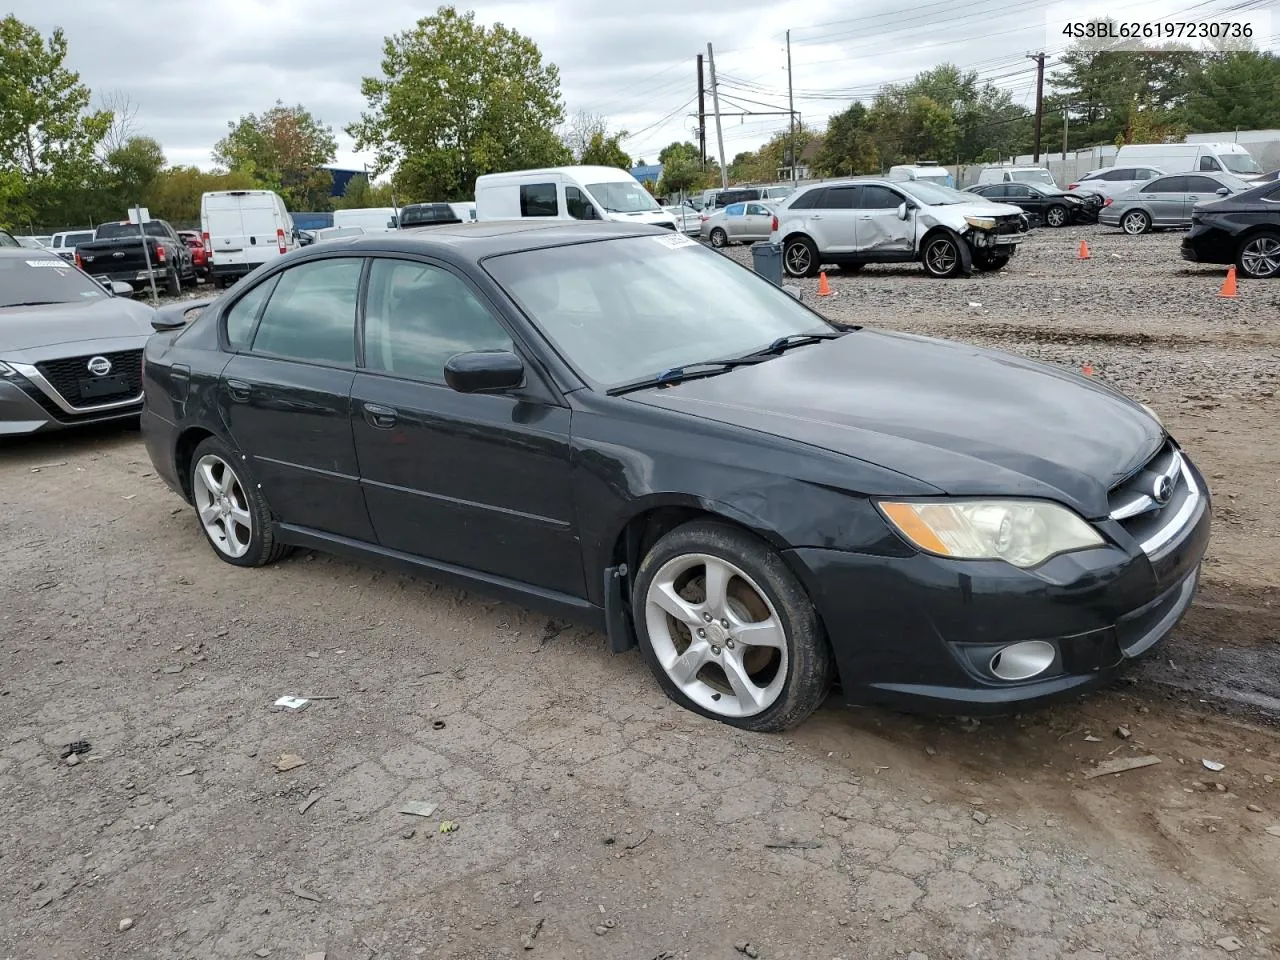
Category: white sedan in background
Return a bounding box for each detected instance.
[662,204,701,235]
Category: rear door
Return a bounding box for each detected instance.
[1139,176,1188,226]
[218,255,375,542]
[743,202,773,240]
[808,185,858,254]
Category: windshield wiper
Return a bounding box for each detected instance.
[607,357,768,396]
[746,330,849,358]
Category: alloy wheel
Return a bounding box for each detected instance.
[1046,206,1066,227]
[784,242,812,276]
[924,238,957,276]
[193,454,252,558]
[1122,211,1148,235]
[710,228,728,248]
[1240,236,1280,278]
[643,553,788,718]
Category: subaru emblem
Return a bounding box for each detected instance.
[1152,474,1173,505]
[87,356,112,377]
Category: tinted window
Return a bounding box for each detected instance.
[566,186,593,220]
[1101,169,1129,181]
[519,183,558,217]
[725,203,746,216]
[1141,169,1162,180]
[1146,177,1186,193]
[250,258,362,365]
[0,230,19,247]
[400,204,461,227]
[858,185,903,209]
[746,203,770,216]
[224,277,278,349]
[1007,185,1034,198]
[363,259,513,383]
[789,188,826,209]
[820,186,858,210]
[977,184,1006,198]
[96,221,170,240]
[1199,155,1221,171]
[1185,176,1225,193]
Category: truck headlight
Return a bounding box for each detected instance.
[878,499,1103,568]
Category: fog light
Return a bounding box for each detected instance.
[988,640,1056,681]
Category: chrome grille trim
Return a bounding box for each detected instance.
[1109,448,1184,521]
[1135,458,1200,556]
[8,361,145,415]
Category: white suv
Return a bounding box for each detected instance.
[770,178,1029,279]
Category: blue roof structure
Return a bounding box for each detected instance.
[630,164,662,184]
[325,167,366,198]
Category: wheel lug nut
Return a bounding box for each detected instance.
[702,612,712,623]
[720,619,729,629]
[710,645,721,656]
[696,628,706,638]
[726,639,735,649]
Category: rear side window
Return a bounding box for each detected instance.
[250,258,363,365]
[788,188,826,209]
[224,276,279,350]
[520,183,559,217]
[1146,177,1185,193]
[1185,176,1224,193]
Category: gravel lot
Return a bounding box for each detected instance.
[2,222,1279,960]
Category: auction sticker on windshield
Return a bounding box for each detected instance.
[651,233,697,249]
[26,260,70,268]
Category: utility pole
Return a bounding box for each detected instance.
[786,30,796,185]
[1062,110,1069,162]
[707,43,728,188]
[697,53,706,165]
[1028,52,1046,163]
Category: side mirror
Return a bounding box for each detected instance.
[896,202,910,221]
[784,286,803,302]
[110,281,134,298]
[444,350,525,394]
[1216,187,1229,196]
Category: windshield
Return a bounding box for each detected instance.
[1220,152,1261,175]
[96,221,168,240]
[0,256,106,307]
[897,181,975,205]
[485,234,834,388]
[586,181,661,213]
[1011,170,1057,186]
[0,231,18,248]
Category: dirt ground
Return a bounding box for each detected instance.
[2,222,1279,960]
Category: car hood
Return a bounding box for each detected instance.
[943,199,1026,219]
[0,296,157,354]
[628,329,1163,519]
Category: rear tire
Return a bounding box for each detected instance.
[1236,231,1280,279]
[632,520,834,732]
[709,228,728,248]
[783,236,820,278]
[166,269,181,297]
[188,436,291,568]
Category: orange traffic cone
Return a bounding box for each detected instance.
[816,271,833,296]
[1081,364,1094,376]
[1078,240,1090,260]
[1220,265,1237,298]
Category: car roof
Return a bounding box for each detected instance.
[0,247,59,258]
[294,219,663,260]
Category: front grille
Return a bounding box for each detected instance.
[34,349,143,409]
[1107,439,1200,555]
[995,215,1025,235]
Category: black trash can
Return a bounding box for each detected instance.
[751,240,783,287]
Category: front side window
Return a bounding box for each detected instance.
[587,181,661,213]
[725,203,746,217]
[250,257,363,365]
[566,186,594,220]
[485,236,834,389]
[363,259,513,383]
[1185,176,1225,193]
[519,183,558,217]
[1199,156,1221,171]
[821,186,858,210]
[858,185,903,209]
[788,188,826,209]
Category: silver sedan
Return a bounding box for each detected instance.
[1099,171,1251,235]
[700,201,776,248]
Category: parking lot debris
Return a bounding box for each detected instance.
[972,811,990,825]
[734,942,761,958]
[439,820,458,833]
[431,720,446,730]
[304,954,326,960]
[29,462,68,473]
[1266,825,1280,838]
[274,754,306,772]
[626,830,652,850]
[290,885,322,903]
[299,793,322,814]
[1215,935,1243,952]
[1083,755,1161,779]
[1085,734,1103,742]
[1246,804,1262,813]
[274,696,309,711]
[521,917,545,950]
[63,753,81,767]
[1116,726,1132,739]
[594,925,609,936]
[764,839,822,849]
[1081,364,1095,376]
[255,949,271,957]
[176,767,196,777]
[118,918,134,932]
[1203,759,1226,772]
[533,890,543,903]
[398,800,438,818]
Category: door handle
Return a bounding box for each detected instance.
[363,402,398,429]
[226,379,251,402]
[809,215,823,220]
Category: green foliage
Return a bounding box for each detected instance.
[656,140,708,197]
[0,14,110,226]
[331,174,396,209]
[580,130,631,169]
[817,103,878,176]
[1182,51,1280,132]
[143,166,258,224]
[348,5,569,202]
[213,101,337,209]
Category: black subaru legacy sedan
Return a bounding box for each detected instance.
[140,221,1210,732]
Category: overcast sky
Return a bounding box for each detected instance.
[9,0,1276,174]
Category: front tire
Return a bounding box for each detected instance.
[973,253,1010,272]
[1044,204,1068,228]
[783,236,820,278]
[1237,231,1280,278]
[1122,210,1151,235]
[709,228,728,248]
[166,269,182,297]
[189,437,289,568]
[632,520,834,732]
[921,234,965,278]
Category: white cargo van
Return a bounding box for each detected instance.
[888,162,954,187]
[1113,142,1262,181]
[976,165,1058,187]
[474,166,677,230]
[332,207,400,232]
[201,190,297,288]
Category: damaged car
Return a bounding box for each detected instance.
[771,178,1029,278]
[964,181,1102,227]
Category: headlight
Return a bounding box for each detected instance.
[1139,402,1162,427]
[964,216,996,230]
[0,361,20,379]
[878,499,1104,568]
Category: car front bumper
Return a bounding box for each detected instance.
[784,472,1211,714]
[88,267,166,286]
[0,377,141,435]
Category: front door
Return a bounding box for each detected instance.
[350,256,582,597]
[852,184,915,254]
[218,255,375,542]
[1182,175,1227,223]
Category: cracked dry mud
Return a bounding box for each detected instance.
[2,221,1279,959]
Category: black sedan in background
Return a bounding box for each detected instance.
[1181,179,1280,278]
[966,181,1102,227]
[141,222,1209,731]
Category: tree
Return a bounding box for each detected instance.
[331,174,395,210]
[656,140,708,197]
[96,90,140,159]
[93,135,166,222]
[213,101,337,209]
[348,6,569,201]
[143,166,258,224]
[1182,51,1280,132]
[818,102,878,176]
[0,14,110,225]
[580,130,631,169]
[562,110,608,162]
